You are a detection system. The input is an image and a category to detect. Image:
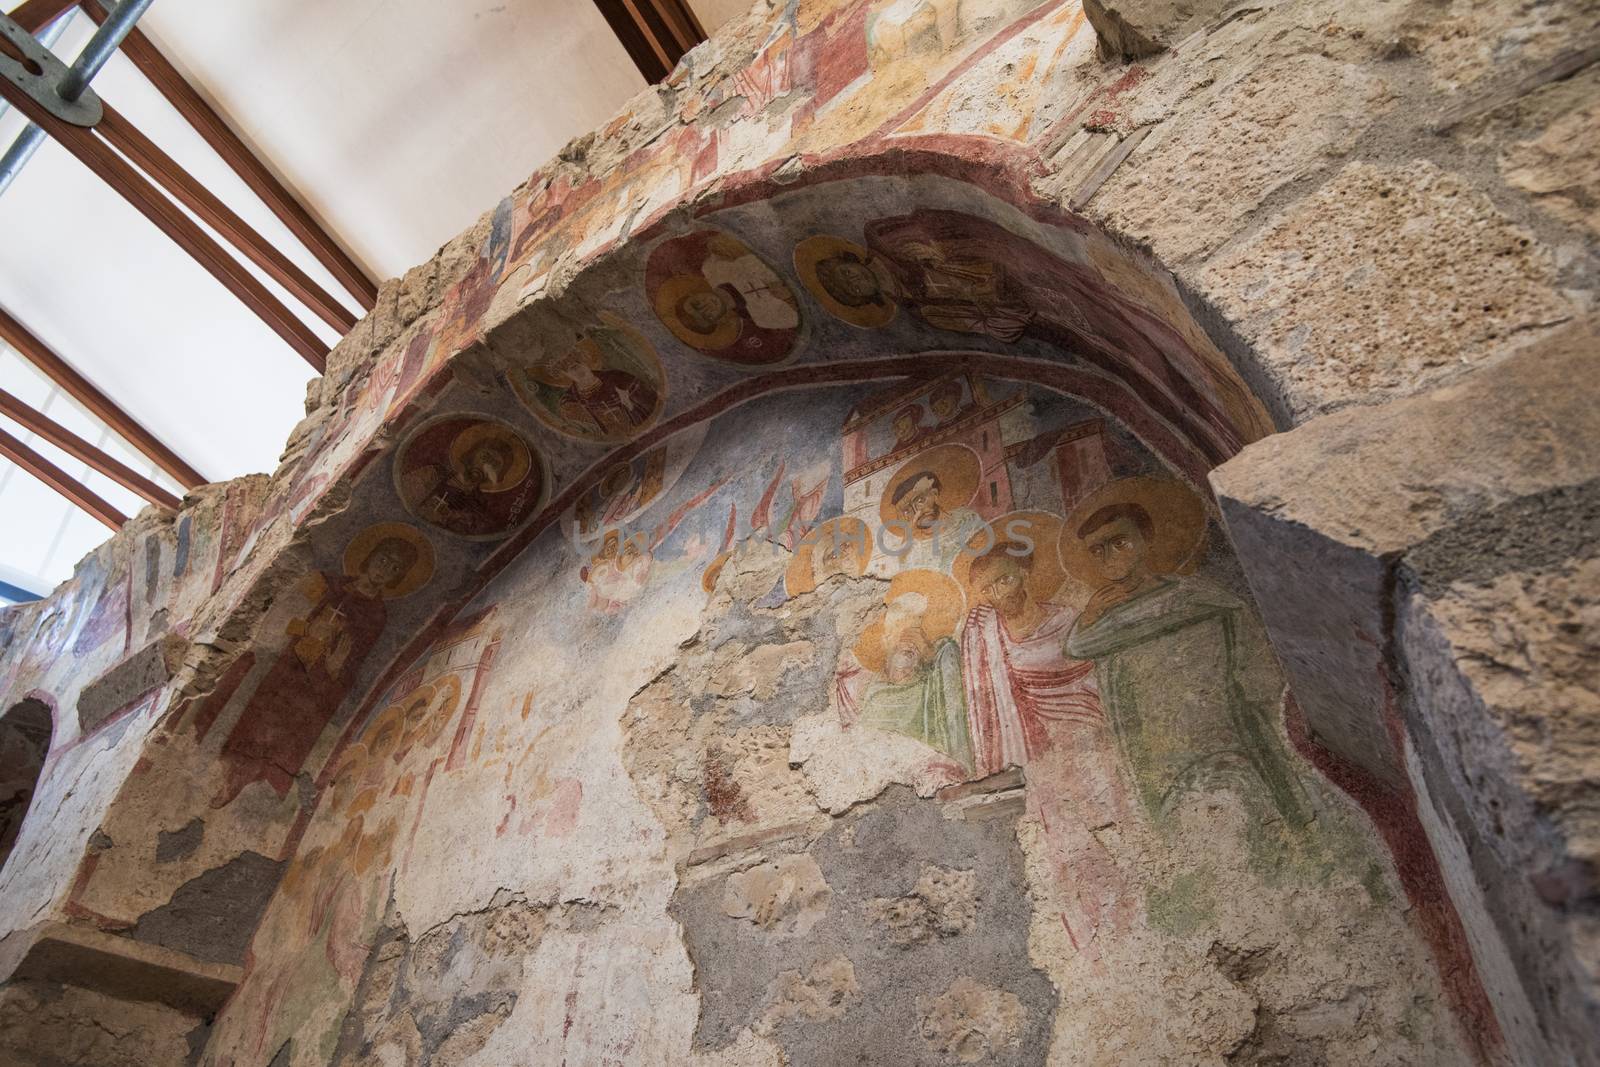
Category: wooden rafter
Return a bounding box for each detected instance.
[0,423,127,530]
[0,387,179,509]
[7,0,76,34]
[592,0,707,83]
[97,102,358,333]
[0,75,329,370]
[0,305,204,488]
[79,0,379,310]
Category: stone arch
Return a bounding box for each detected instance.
[0,693,54,872]
[62,150,1503,1067]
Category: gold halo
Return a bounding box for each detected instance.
[793,235,898,329]
[363,703,408,765]
[785,515,872,596]
[1059,476,1207,585]
[343,522,435,599]
[446,421,532,493]
[853,569,966,675]
[420,674,463,749]
[953,510,1070,607]
[878,444,982,535]
[654,274,741,351]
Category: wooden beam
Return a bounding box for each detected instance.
[97,102,358,333]
[0,423,127,530]
[6,0,77,34]
[79,0,379,309]
[0,387,180,509]
[0,306,204,488]
[592,0,707,83]
[0,74,329,370]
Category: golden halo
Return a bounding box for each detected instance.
[878,444,982,537]
[793,235,898,329]
[446,421,532,493]
[952,510,1075,608]
[343,522,435,599]
[396,683,436,746]
[785,515,872,596]
[654,274,741,351]
[419,674,463,749]
[363,703,408,766]
[1059,476,1208,586]
[853,569,966,675]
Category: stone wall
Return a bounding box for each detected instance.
[0,0,1593,1063]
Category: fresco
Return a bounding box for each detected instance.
[394,415,545,540]
[506,314,666,442]
[197,375,1472,1066]
[647,230,803,365]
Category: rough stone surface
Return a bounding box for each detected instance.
[1200,159,1574,421]
[1213,317,1600,1065]
[0,0,1592,1064]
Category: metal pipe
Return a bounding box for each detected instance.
[0,12,70,127]
[0,0,156,197]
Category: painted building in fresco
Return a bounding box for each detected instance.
[1,0,1596,1065]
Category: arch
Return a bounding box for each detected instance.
[0,694,54,872]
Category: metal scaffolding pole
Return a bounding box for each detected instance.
[0,0,156,196]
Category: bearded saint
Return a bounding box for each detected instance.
[959,544,1101,774]
[960,541,1133,952]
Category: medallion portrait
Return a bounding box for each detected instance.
[395,416,545,541]
[508,313,666,443]
[648,230,801,365]
[793,234,899,329]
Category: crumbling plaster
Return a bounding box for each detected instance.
[0,0,1593,1064]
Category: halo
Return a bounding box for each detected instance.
[343,522,435,599]
[853,569,966,675]
[446,421,532,493]
[362,702,408,765]
[419,674,463,750]
[1059,476,1208,585]
[396,683,437,747]
[793,235,898,329]
[785,515,872,596]
[654,274,741,351]
[509,320,666,444]
[952,510,1075,607]
[878,444,982,536]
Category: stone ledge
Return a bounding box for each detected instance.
[76,634,186,735]
[3,921,240,1017]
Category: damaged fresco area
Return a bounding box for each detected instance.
[198,378,1484,1065]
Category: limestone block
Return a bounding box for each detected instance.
[1212,316,1600,1065]
[1082,0,1228,60]
[76,634,186,735]
[1200,159,1574,421]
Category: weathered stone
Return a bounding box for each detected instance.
[1213,317,1600,1066]
[1083,0,1229,59]
[1201,159,1575,420]
[77,634,187,734]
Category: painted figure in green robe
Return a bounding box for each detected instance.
[858,593,974,767]
[1064,486,1311,837]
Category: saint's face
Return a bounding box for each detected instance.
[931,395,958,419]
[885,633,929,684]
[363,543,411,590]
[1085,516,1148,584]
[461,444,507,490]
[821,257,881,304]
[979,562,1028,619]
[681,289,731,334]
[893,415,919,442]
[898,480,943,532]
